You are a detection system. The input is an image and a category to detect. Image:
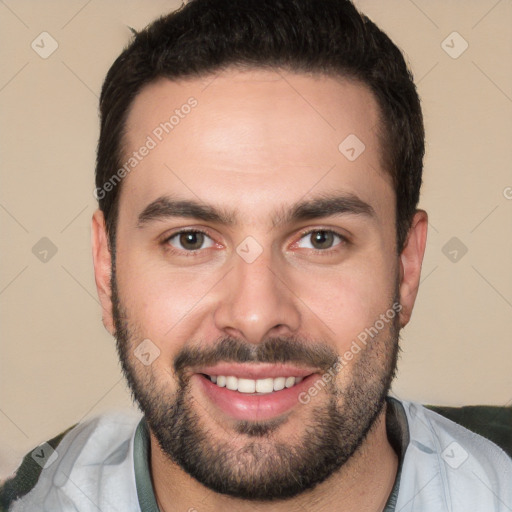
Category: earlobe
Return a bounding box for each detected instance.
[398,210,428,328]
[91,209,115,335]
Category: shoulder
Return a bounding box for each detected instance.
[0,409,143,512]
[396,400,512,512]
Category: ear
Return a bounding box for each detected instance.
[398,210,428,328]
[91,209,115,335]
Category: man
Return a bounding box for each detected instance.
[1,0,511,510]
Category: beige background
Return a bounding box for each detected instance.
[0,0,511,478]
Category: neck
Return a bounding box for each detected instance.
[150,404,398,512]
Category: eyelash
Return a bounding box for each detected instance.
[162,228,349,256]
[162,229,213,257]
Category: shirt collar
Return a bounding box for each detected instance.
[383,396,410,511]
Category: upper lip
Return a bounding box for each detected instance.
[195,363,317,380]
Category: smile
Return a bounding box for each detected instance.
[205,374,305,394]
[193,364,318,421]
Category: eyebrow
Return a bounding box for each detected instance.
[136,192,375,229]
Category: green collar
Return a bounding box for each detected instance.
[133,397,409,511]
[133,416,160,512]
[383,396,410,511]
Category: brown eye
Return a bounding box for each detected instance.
[311,231,334,249]
[167,231,214,251]
[297,230,344,250]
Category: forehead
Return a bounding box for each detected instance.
[120,68,393,225]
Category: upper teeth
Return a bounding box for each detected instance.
[209,375,304,393]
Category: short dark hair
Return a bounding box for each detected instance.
[95,0,424,253]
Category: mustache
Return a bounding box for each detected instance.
[174,335,339,375]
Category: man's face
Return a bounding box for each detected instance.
[102,69,407,499]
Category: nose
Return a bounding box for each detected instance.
[213,246,301,345]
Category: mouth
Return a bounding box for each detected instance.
[192,364,318,422]
[203,374,305,394]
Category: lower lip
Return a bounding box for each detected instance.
[194,374,317,422]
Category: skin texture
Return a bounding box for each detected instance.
[92,68,428,511]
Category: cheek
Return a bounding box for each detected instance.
[290,258,396,351]
[115,252,217,348]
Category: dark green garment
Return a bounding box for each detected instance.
[0,424,76,511]
[427,404,512,458]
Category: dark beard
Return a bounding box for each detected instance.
[111,269,400,501]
